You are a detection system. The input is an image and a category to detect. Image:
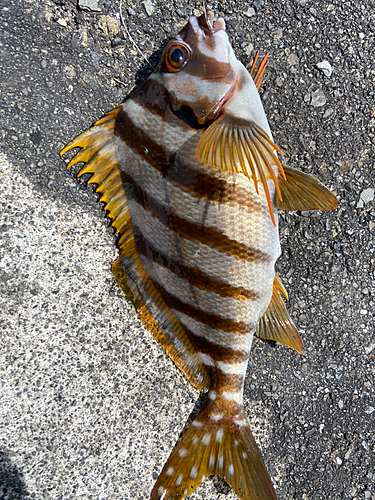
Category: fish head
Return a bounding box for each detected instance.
[160,11,239,128]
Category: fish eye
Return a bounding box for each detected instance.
[165,42,191,72]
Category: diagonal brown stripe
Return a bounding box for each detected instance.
[188,331,249,364]
[142,271,251,334]
[134,231,259,301]
[115,107,263,211]
[123,172,270,263]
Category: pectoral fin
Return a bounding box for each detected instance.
[197,112,285,225]
[256,274,303,354]
[274,165,338,212]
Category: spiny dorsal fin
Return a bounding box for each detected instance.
[151,403,277,500]
[196,112,285,225]
[60,105,131,238]
[60,106,210,392]
[249,50,269,90]
[256,274,303,354]
[274,165,338,212]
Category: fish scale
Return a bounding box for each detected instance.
[61,9,337,500]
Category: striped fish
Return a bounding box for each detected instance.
[60,10,337,500]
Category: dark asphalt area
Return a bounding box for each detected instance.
[0,0,374,499]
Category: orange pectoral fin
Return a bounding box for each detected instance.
[256,274,303,354]
[196,112,284,225]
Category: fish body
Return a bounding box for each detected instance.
[61,10,337,500]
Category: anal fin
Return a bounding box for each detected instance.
[256,274,303,354]
[112,233,210,393]
[274,165,338,212]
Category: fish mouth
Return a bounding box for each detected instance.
[171,73,239,129]
[198,10,226,36]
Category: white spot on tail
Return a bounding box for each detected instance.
[216,428,224,443]
[222,390,243,404]
[192,420,203,428]
[157,486,165,496]
[166,466,174,477]
[209,454,215,468]
[208,390,217,400]
[192,436,199,446]
[178,447,188,458]
[234,418,247,427]
[211,413,223,422]
[201,433,211,446]
[176,474,183,486]
[234,439,239,447]
[218,454,224,471]
[190,465,198,480]
[198,352,214,366]
[243,451,248,459]
[228,463,235,476]
[183,488,188,496]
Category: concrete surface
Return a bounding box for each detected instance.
[0,0,374,499]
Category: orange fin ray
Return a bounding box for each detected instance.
[249,51,269,90]
[151,401,277,500]
[60,106,210,392]
[274,165,338,212]
[197,112,283,225]
[256,274,303,354]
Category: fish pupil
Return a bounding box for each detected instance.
[171,48,184,64]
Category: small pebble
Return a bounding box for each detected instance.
[243,7,256,17]
[252,0,263,11]
[143,0,155,16]
[362,441,369,451]
[316,60,332,77]
[323,108,334,118]
[288,53,299,66]
[56,18,68,27]
[360,188,374,204]
[78,0,101,11]
[310,89,326,107]
[41,59,47,69]
[336,457,343,465]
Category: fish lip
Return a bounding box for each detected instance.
[198,11,226,36]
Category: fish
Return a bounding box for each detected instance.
[60,10,337,500]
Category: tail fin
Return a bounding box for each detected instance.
[151,399,277,500]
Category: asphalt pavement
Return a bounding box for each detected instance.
[0,0,374,499]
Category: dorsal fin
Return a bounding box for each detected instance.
[274,165,338,212]
[60,106,210,392]
[256,274,303,354]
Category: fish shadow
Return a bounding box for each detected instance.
[0,450,30,499]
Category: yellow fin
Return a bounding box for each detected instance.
[256,274,303,354]
[60,105,130,237]
[151,402,277,500]
[274,165,338,212]
[196,112,285,225]
[112,236,210,392]
[60,106,209,392]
